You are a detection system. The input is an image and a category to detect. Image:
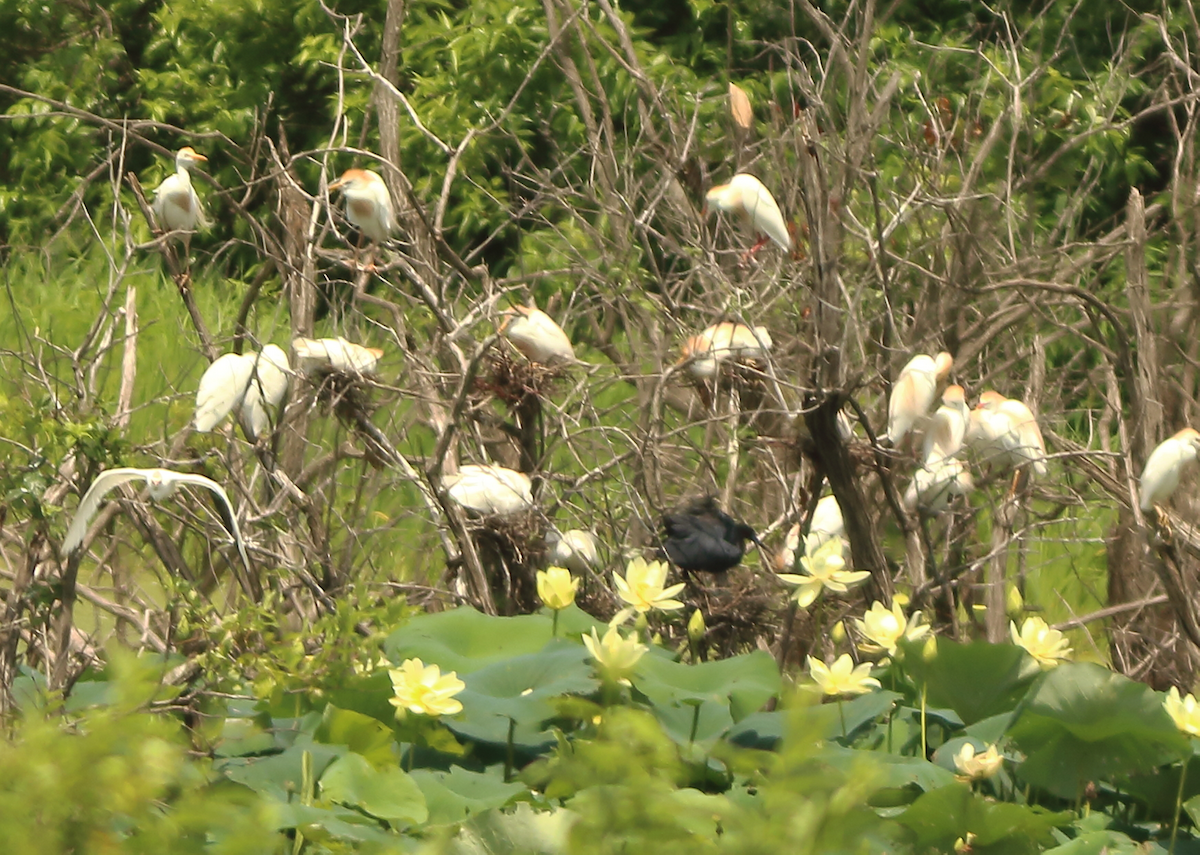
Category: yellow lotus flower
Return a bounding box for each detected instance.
[778,537,870,608]
[537,565,580,611]
[583,625,647,685]
[388,658,465,717]
[855,600,930,656]
[1010,616,1071,669]
[807,653,880,697]
[611,556,685,626]
[953,743,1003,780]
[1164,687,1200,736]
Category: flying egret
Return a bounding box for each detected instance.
[500,304,575,364]
[705,173,792,252]
[678,322,772,381]
[923,384,969,463]
[195,345,290,439]
[1139,428,1200,513]
[547,529,600,574]
[903,456,974,515]
[443,464,534,516]
[328,168,395,245]
[973,391,1048,477]
[886,351,954,445]
[293,337,383,376]
[661,497,763,575]
[61,468,250,576]
[153,146,209,233]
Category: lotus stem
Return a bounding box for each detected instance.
[1171,754,1190,855]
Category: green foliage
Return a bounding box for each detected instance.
[5,605,1200,852]
[0,652,274,854]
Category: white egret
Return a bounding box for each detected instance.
[904,456,974,515]
[293,337,383,376]
[239,345,291,438]
[705,173,792,252]
[195,353,255,433]
[153,147,209,232]
[500,304,575,364]
[547,529,599,574]
[886,351,954,445]
[328,168,394,244]
[1140,428,1200,513]
[61,468,249,574]
[195,345,290,439]
[679,322,772,381]
[973,391,1048,477]
[443,464,534,516]
[923,384,969,464]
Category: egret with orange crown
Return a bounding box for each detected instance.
[886,352,953,445]
[153,147,209,233]
[293,337,383,376]
[328,168,394,244]
[500,304,575,364]
[1140,428,1200,513]
[678,322,772,381]
[705,174,791,254]
[973,391,1048,477]
[923,384,969,463]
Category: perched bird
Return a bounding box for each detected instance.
[886,351,954,445]
[970,391,1048,477]
[923,384,969,464]
[547,528,599,574]
[293,337,383,376]
[239,345,291,438]
[61,468,249,573]
[443,464,534,516]
[500,304,575,364]
[328,168,394,244]
[678,322,772,381]
[153,146,209,232]
[195,353,255,432]
[661,497,763,575]
[195,345,290,440]
[1139,428,1200,513]
[705,173,792,253]
[903,456,974,515]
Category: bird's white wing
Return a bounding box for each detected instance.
[255,345,291,407]
[195,353,255,432]
[240,346,292,439]
[739,177,792,251]
[61,468,152,556]
[166,472,250,572]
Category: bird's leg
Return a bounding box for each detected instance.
[738,235,770,266]
[1155,505,1173,542]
